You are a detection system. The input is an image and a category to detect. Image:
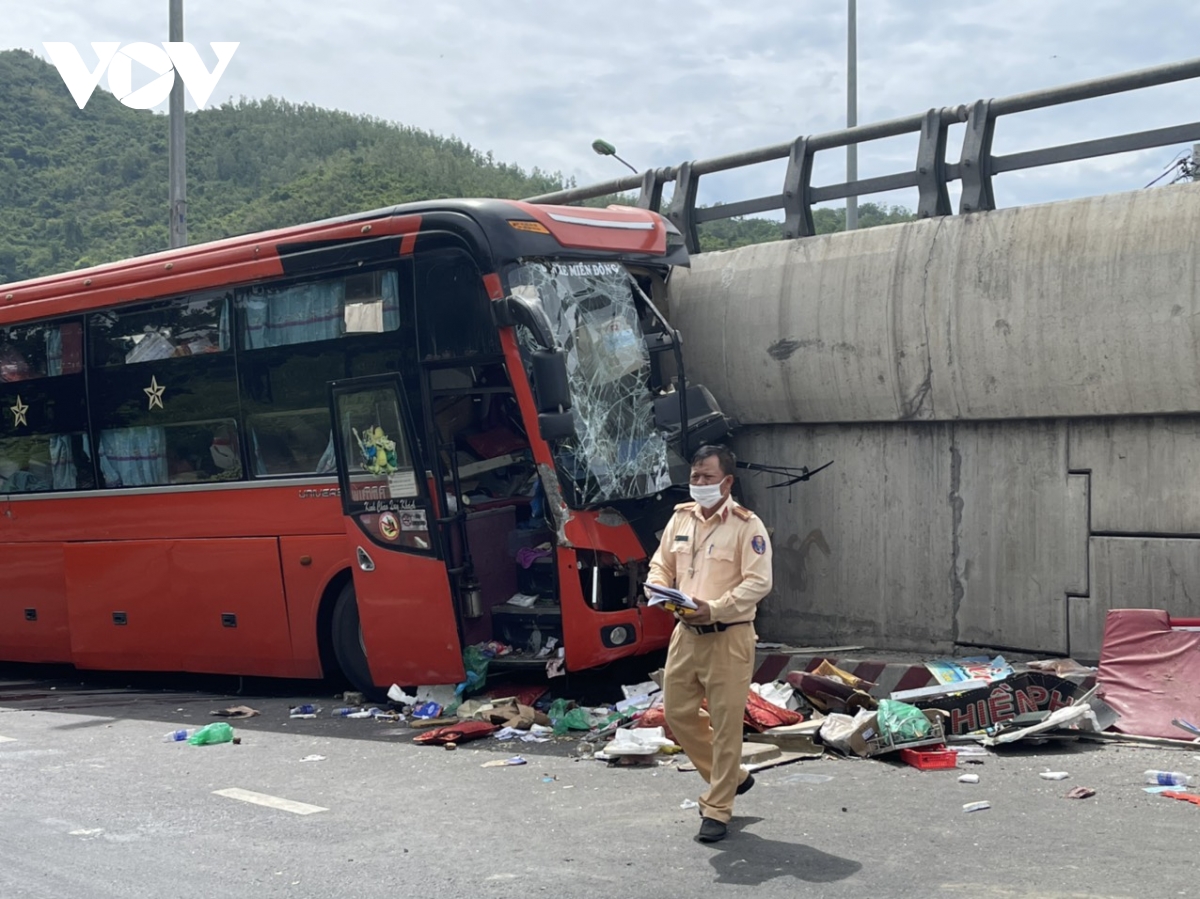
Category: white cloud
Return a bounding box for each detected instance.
[6,0,1200,212]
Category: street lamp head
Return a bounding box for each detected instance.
[592,139,618,157]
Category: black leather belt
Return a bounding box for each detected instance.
[683,620,751,635]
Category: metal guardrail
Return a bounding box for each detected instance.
[524,58,1200,253]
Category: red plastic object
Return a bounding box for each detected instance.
[899,747,958,770]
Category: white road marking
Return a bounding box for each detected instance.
[213,788,327,815]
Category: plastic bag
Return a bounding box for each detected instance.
[548,698,574,735]
[187,722,234,745]
[876,699,932,743]
[455,645,489,699]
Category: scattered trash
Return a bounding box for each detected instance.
[300,755,326,762]
[1144,785,1174,794]
[603,727,677,757]
[444,743,457,751]
[387,685,416,705]
[411,702,443,720]
[210,706,260,719]
[1162,790,1200,807]
[778,772,833,785]
[926,655,1014,686]
[541,775,557,783]
[1039,771,1070,780]
[962,801,991,813]
[1064,786,1095,799]
[481,756,527,768]
[187,722,234,745]
[680,799,699,809]
[162,729,193,743]
[413,721,497,746]
[1144,769,1191,786]
[288,704,320,718]
[1172,719,1200,739]
[958,774,980,784]
[343,691,365,706]
[900,747,958,770]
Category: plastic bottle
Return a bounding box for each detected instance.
[289,704,319,718]
[1144,770,1191,786]
[330,707,357,717]
[163,729,193,742]
[187,722,234,745]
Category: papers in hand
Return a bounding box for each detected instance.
[644,583,698,610]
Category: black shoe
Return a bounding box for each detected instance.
[736,773,755,796]
[696,817,727,843]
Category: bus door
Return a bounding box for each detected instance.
[328,374,465,689]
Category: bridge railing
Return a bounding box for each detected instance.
[524,58,1200,253]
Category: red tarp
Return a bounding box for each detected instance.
[1097,608,1200,740]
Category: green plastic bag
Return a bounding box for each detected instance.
[548,698,574,735]
[188,722,234,745]
[875,699,931,743]
[455,646,489,700]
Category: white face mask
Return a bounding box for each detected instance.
[689,481,725,508]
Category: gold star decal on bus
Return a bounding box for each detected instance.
[144,376,166,410]
[10,395,28,427]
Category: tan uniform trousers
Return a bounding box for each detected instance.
[662,619,756,824]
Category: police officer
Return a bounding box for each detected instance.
[646,444,773,843]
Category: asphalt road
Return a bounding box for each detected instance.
[0,664,1196,899]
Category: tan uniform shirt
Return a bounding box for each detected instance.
[647,498,773,624]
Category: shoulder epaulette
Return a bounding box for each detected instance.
[674,501,697,512]
[731,505,754,522]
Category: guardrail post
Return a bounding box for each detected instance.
[959,99,996,213]
[916,108,952,219]
[665,161,701,254]
[636,169,666,212]
[782,137,815,239]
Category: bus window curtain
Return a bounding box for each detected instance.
[241,271,399,349]
[99,427,168,487]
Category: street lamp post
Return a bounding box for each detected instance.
[846,0,858,231]
[592,139,639,174]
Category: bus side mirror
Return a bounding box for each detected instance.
[538,410,575,441]
[530,350,571,413]
[494,294,555,350]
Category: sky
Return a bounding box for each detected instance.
[4,1,1200,215]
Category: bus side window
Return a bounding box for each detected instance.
[88,294,242,488]
[416,250,500,361]
[0,319,92,493]
[236,267,409,478]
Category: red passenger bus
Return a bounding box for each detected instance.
[0,199,732,694]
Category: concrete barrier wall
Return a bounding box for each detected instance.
[670,182,1200,658]
[671,182,1200,425]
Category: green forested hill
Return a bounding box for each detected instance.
[0,48,566,283]
[0,48,912,285]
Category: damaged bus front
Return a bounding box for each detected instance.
[329,202,733,693]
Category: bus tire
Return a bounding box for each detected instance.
[330,581,376,698]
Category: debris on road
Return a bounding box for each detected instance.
[1064,786,1095,799]
[481,756,527,768]
[963,801,991,813]
[288,704,320,719]
[958,774,980,784]
[1039,771,1070,780]
[300,754,326,762]
[187,722,234,745]
[210,706,260,719]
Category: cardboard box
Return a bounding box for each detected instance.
[847,709,947,758]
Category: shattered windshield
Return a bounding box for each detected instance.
[508,261,672,506]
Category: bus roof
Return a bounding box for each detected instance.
[0,198,678,325]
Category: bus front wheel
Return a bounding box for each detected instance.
[330,581,375,698]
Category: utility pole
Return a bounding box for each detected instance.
[168,0,187,247]
[846,0,858,231]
